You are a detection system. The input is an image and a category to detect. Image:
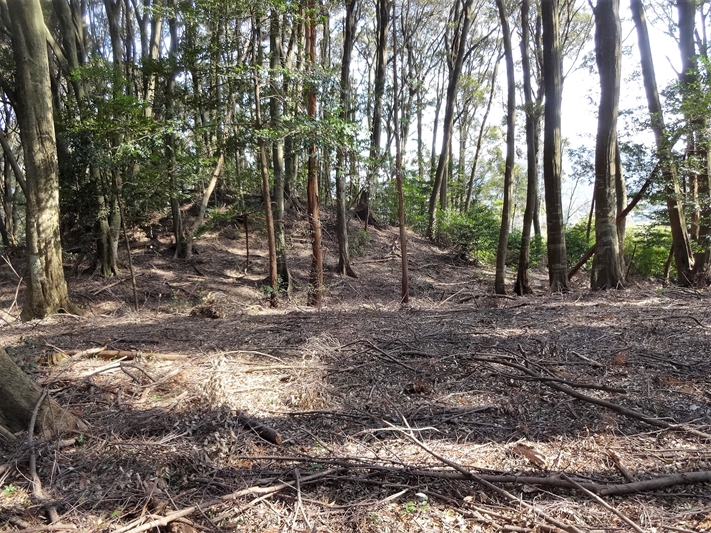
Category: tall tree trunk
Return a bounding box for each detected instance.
[631,0,694,285]
[592,0,623,290]
[393,0,408,303]
[541,0,568,291]
[515,0,536,295]
[678,0,711,277]
[10,0,80,319]
[305,0,323,306]
[166,0,183,258]
[270,8,292,290]
[494,0,515,295]
[426,0,474,238]
[336,0,357,278]
[254,16,279,307]
[364,0,389,219]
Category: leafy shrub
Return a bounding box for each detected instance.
[503,229,546,268]
[566,220,594,269]
[434,206,500,264]
[624,225,672,278]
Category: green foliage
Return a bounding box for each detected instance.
[434,206,500,264]
[566,220,594,269]
[349,229,371,257]
[624,225,673,278]
[506,230,546,268]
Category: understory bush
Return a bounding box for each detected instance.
[434,206,501,264]
[623,225,673,278]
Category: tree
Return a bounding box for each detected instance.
[0,348,85,435]
[6,0,80,319]
[542,0,568,292]
[254,13,279,307]
[631,0,694,286]
[494,0,515,295]
[426,0,475,237]
[592,0,623,289]
[305,0,323,306]
[335,0,357,278]
[514,0,537,295]
[393,0,409,303]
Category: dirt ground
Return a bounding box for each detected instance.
[1,210,711,532]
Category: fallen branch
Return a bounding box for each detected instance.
[230,454,711,496]
[471,354,711,439]
[234,410,282,445]
[385,420,585,533]
[118,468,340,533]
[561,473,644,533]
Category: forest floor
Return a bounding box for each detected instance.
[1,208,711,533]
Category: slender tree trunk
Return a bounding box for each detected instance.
[541,0,568,291]
[515,0,536,295]
[631,0,694,285]
[426,0,474,238]
[305,0,323,306]
[495,0,515,295]
[166,0,183,258]
[254,16,279,307]
[592,0,623,290]
[336,0,357,278]
[10,0,80,319]
[364,0,389,218]
[615,139,627,266]
[270,8,292,290]
[464,60,498,211]
[393,0,408,303]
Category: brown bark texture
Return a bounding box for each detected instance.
[630,0,695,285]
[541,0,568,291]
[10,0,80,320]
[494,0,516,295]
[0,347,85,435]
[592,0,624,290]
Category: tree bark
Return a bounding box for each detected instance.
[426,0,474,238]
[541,0,568,291]
[364,0,390,220]
[305,0,323,307]
[0,348,85,435]
[592,0,624,290]
[336,0,357,278]
[494,0,515,295]
[393,0,408,303]
[515,0,536,296]
[10,0,80,319]
[254,16,279,307]
[270,9,292,290]
[631,0,694,285]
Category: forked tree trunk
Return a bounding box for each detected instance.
[10,0,80,319]
[592,0,624,290]
[494,0,515,295]
[631,0,694,285]
[541,0,568,292]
